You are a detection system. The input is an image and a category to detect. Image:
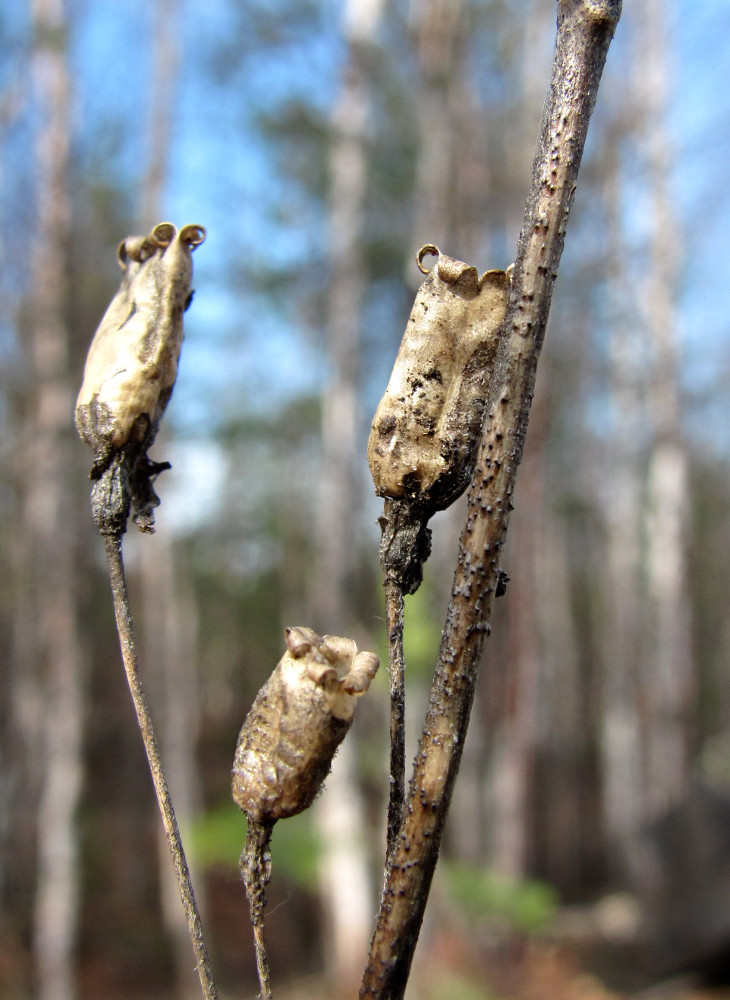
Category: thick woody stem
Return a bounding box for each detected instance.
[361,3,622,998]
[103,532,219,1000]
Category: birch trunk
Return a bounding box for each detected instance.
[140,534,205,997]
[599,0,690,889]
[638,0,692,821]
[490,456,541,880]
[407,0,482,866]
[533,481,585,887]
[408,0,464,253]
[26,2,85,998]
[480,0,554,883]
[309,0,385,987]
[600,137,647,872]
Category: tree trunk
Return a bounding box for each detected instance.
[638,0,692,822]
[308,0,385,988]
[479,0,555,884]
[25,2,85,998]
[600,133,647,876]
[139,533,205,997]
[135,1,208,992]
[407,0,480,866]
[408,0,465,254]
[598,0,690,892]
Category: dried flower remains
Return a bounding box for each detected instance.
[232,627,379,824]
[369,244,510,515]
[76,221,206,533]
[368,245,511,592]
[232,628,378,999]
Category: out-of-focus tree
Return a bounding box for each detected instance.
[132,0,210,994]
[10,2,87,998]
[1,0,729,995]
[307,0,387,988]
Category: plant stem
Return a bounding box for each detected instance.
[384,578,406,859]
[377,498,431,859]
[103,532,219,1000]
[239,819,274,1000]
[360,2,622,997]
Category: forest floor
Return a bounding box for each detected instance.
[247,937,730,1000]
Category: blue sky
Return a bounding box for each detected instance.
[3,0,729,488]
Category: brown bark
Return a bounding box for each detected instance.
[361,3,622,996]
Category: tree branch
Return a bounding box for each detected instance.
[360,2,622,997]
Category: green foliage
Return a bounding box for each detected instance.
[402,583,447,680]
[188,801,243,869]
[189,802,321,891]
[440,861,558,935]
[269,810,321,890]
[421,971,497,1000]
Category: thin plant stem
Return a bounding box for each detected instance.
[239,820,274,1000]
[360,3,622,997]
[384,578,406,860]
[252,921,272,1000]
[377,497,431,861]
[103,532,219,1000]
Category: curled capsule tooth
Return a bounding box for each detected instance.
[284,625,319,659]
[179,224,207,246]
[416,244,440,274]
[305,662,339,691]
[232,628,379,825]
[341,651,380,694]
[149,221,176,247]
[117,235,146,266]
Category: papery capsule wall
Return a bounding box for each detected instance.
[367,247,510,516]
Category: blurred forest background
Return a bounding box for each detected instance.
[2,1,730,999]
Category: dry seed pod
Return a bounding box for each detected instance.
[76,221,206,479]
[368,245,510,515]
[232,627,379,825]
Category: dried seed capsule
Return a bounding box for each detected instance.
[76,221,206,479]
[368,245,510,515]
[232,627,379,825]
